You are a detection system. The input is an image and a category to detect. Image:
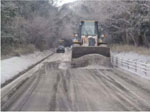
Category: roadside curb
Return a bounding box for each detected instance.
[1,51,55,88]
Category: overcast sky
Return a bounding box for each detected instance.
[55,0,77,6]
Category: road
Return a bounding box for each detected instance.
[2,50,150,111]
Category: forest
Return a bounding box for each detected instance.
[1,0,150,56]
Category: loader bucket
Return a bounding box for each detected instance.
[72,46,110,59]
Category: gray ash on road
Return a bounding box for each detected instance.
[2,52,150,111]
[44,61,71,70]
[44,54,112,70]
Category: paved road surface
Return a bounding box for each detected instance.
[2,50,150,111]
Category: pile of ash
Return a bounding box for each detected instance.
[71,54,112,68]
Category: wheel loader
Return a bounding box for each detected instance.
[72,20,110,59]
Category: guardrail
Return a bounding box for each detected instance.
[111,56,150,80]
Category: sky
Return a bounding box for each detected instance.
[56,0,77,6]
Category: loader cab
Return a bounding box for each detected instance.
[74,21,101,46]
[72,20,110,59]
[80,21,98,36]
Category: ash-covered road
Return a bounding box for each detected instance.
[2,50,150,111]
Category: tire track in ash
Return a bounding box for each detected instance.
[69,69,120,111]
[48,69,72,111]
[20,64,61,111]
[14,73,42,111]
[93,69,150,111]
[14,68,45,111]
[2,69,43,111]
[100,70,150,110]
[70,69,91,111]
[94,69,141,110]
[109,69,150,109]
[87,69,129,111]
[112,69,150,94]
[49,71,61,111]
[105,69,150,103]
[55,70,73,111]
[62,70,72,107]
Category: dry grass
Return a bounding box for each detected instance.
[1,44,38,60]
[13,44,37,55]
[111,44,150,56]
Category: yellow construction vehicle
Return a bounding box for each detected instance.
[72,20,110,59]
